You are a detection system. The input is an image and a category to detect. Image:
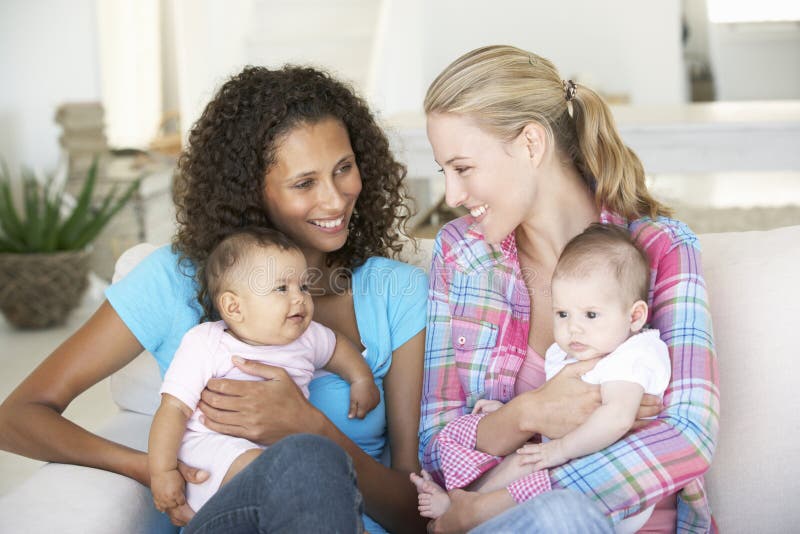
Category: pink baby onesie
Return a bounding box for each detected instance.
[159,320,336,511]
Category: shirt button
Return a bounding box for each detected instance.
[457,336,466,346]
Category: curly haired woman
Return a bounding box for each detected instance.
[0,66,428,534]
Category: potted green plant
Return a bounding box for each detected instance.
[0,158,139,328]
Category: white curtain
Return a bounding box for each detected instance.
[96,0,162,148]
[168,0,251,144]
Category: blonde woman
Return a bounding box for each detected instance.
[414,46,718,533]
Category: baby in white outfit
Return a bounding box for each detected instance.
[148,228,379,515]
[415,223,671,527]
[516,223,670,470]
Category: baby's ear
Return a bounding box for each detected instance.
[629,300,649,332]
[218,291,242,323]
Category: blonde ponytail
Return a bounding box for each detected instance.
[425,45,670,220]
[571,85,670,219]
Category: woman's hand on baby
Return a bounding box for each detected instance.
[472,399,504,414]
[517,440,567,470]
[631,394,663,429]
[521,358,602,439]
[348,377,380,419]
[199,357,324,445]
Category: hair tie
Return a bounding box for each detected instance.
[562,79,577,118]
[562,79,577,102]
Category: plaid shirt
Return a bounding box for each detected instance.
[419,211,719,532]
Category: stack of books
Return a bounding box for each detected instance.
[54,102,109,181]
[52,102,179,280]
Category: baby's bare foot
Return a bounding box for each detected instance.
[418,489,451,519]
[409,470,435,493]
[410,470,451,519]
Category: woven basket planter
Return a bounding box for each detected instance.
[0,249,92,329]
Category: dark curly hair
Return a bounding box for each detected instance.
[172,66,412,315]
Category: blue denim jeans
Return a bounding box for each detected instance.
[184,434,364,534]
[469,489,613,534]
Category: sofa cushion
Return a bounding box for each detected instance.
[699,225,800,532]
[110,351,162,416]
[111,243,159,284]
[0,412,176,534]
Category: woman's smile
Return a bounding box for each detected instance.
[467,204,489,223]
[308,214,347,232]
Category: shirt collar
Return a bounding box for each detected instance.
[458,207,626,267]
[463,220,519,262]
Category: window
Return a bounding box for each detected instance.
[707,0,800,23]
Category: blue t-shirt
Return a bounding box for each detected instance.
[105,245,428,533]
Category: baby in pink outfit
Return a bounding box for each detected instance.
[148,228,379,515]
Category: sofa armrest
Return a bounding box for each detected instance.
[0,411,176,534]
[108,243,163,416]
[700,225,800,532]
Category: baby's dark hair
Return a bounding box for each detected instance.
[554,223,650,304]
[200,227,302,320]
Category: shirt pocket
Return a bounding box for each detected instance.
[451,317,498,407]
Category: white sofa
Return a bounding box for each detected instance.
[1,226,799,533]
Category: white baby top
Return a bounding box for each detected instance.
[544,329,671,396]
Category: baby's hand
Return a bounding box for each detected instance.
[150,468,187,513]
[516,439,568,470]
[472,399,504,414]
[348,378,380,419]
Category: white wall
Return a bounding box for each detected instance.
[709,22,800,100]
[428,1,685,106]
[167,0,689,129]
[373,0,687,115]
[4,0,794,175]
[368,0,426,117]
[683,1,800,101]
[168,0,383,138]
[0,0,101,174]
